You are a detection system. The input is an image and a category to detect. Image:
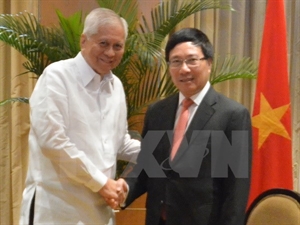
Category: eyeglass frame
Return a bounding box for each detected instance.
[168,57,207,68]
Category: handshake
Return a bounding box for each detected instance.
[99,178,128,209]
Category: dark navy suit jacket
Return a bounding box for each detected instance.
[124,87,252,225]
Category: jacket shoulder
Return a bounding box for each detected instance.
[209,88,248,111]
[147,93,178,112]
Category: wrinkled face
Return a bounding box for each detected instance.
[80,23,125,76]
[168,42,212,98]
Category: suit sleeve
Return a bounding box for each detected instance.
[122,105,155,207]
[218,106,252,225]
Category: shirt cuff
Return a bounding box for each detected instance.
[85,171,108,192]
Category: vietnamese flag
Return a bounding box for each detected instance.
[247,0,293,207]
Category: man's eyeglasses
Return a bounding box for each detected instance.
[168,57,207,68]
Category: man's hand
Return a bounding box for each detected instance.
[116,178,128,205]
[99,178,128,209]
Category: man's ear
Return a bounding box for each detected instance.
[80,34,87,47]
[207,58,213,68]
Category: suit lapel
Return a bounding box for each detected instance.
[152,94,178,162]
[158,94,179,131]
[171,87,217,163]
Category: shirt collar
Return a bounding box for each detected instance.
[75,52,114,87]
[179,81,211,106]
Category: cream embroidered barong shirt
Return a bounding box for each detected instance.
[20,52,140,225]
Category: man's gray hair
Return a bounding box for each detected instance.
[82,8,128,39]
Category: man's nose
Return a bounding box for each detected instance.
[104,46,115,57]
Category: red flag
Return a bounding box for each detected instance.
[247,0,293,207]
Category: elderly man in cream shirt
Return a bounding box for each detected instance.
[19,8,140,225]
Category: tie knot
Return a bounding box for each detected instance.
[182,98,194,109]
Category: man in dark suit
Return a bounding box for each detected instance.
[121,28,252,225]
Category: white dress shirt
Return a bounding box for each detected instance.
[175,81,211,129]
[20,52,140,225]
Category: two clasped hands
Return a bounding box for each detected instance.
[99,178,128,209]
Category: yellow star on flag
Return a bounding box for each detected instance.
[252,93,291,149]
